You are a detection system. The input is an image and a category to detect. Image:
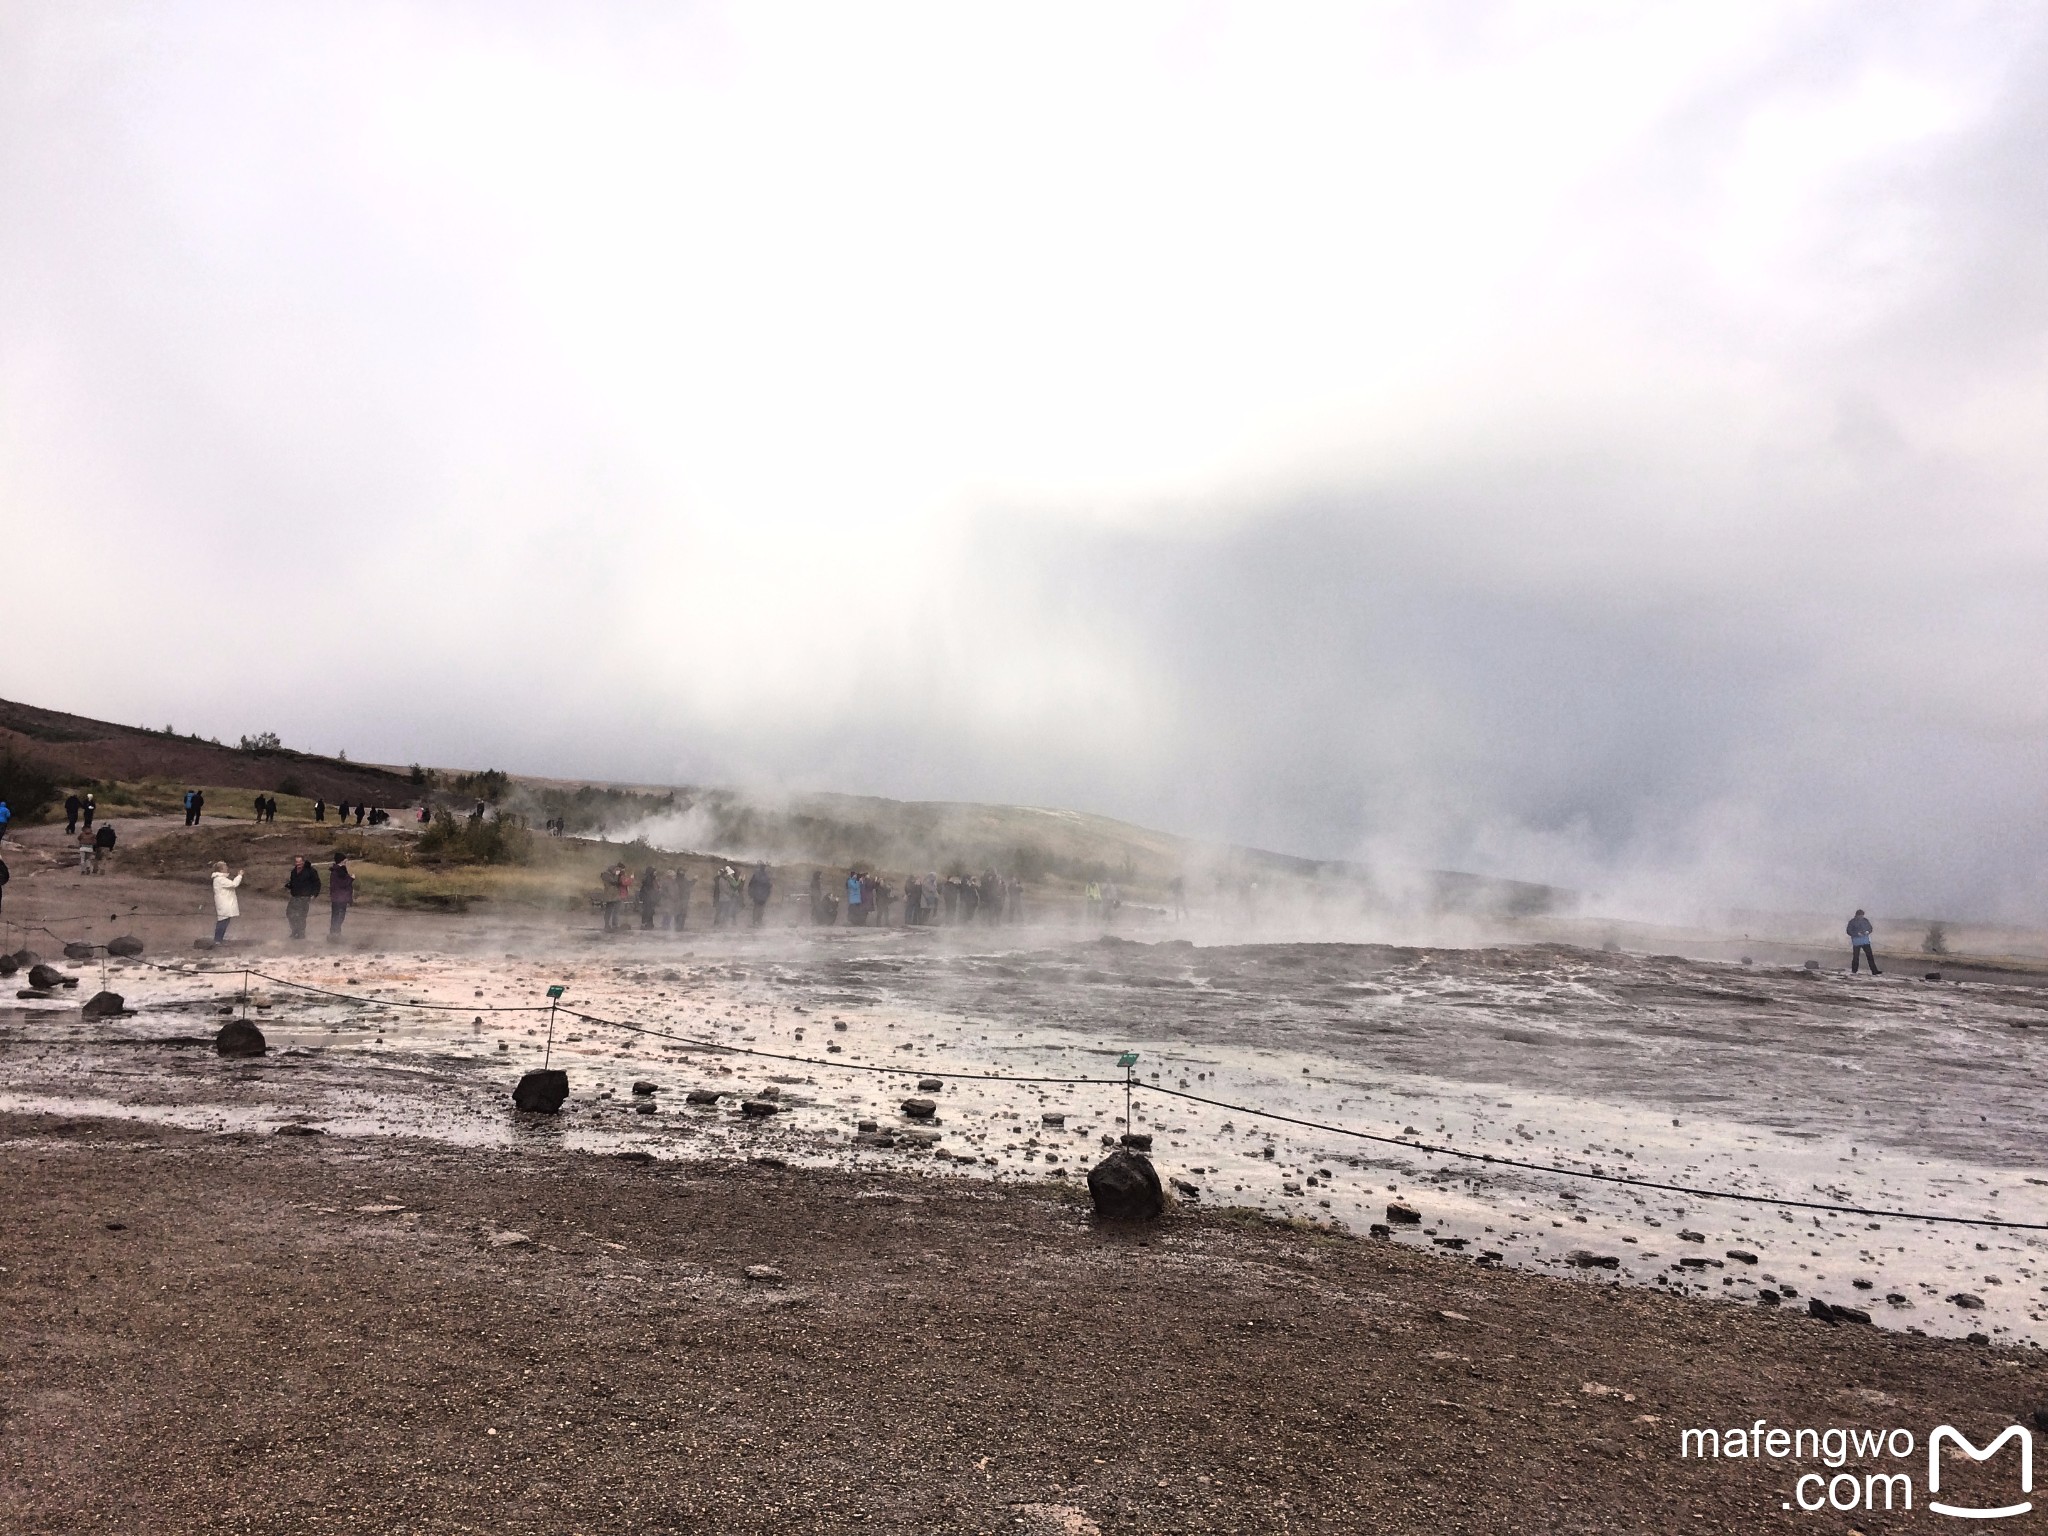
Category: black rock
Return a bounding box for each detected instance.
[1119,1132,1153,1151]
[1925,971,1943,982]
[740,1099,780,1117]
[106,936,145,958]
[856,1119,878,1132]
[1169,1177,1201,1199]
[1757,1289,1781,1306]
[901,1097,938,1120]
[1386,1202,1422,1225]
[1726,1249,1757,1264]
[631,1080,657,1096]
[1948,1292,1986,1310]
[1369,1223,1392,1239]
[63,942,95,961]
[215,1019,268,1057]
[11,949,41,968]
[1808,1298,1873,1326]
[80,991,125,1019]
[512,1068,569,1113]
[0,955,14,977]
[28,964,74,990]
[274,1123,324,1136]
[1567,1249,1620,1269]
[685,1088,722,1105]
[1087,1149,1164,1221]
[916,1078,943,1092]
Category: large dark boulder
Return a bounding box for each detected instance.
[10,949,41,969]
[81,991,126,1019]
[106,936,145,958]
[63,942,95,961]
[512,1069,569,1113]
[28,964,75,990]
[901,1097,938,1120]
[1088,1149,1164,1222]
[215,1019,268,1057]
[0,954,15,977]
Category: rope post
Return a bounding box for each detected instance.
[543,984,566,1069]
[241,968,250,1020]
[1117,1050,1138,1135]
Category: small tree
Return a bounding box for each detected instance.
[238,731,282,752]
[1923,923,1949,956]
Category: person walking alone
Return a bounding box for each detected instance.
[284,855,321,940]
[64,793,81,835]
[210,862,243,943]
[748,863,773,927]
[1847,909,1881,974]
[328,853,355,938]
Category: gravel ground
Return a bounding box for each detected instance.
[4,1112,2042,1534]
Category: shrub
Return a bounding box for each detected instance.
[238,731,282,752]
[418,810,532,865]
[450,768,510,804]
[276,774,305,797]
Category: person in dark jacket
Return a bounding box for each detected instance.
[748,863,772,927]
[191,789,205,823]
[0,852,9,917]
[91,822,116,874]
[314,797,325,823]
[1847,910,1880,974]
[65,794,82,835]
[284,856,322,939]
[638,865,660,929]
[328,854,355,937]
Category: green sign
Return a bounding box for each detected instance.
[1117,1051,1139,1068]
[546,985,567,1000]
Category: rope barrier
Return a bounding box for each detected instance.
[14,912,2045,1231]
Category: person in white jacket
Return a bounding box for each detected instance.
[211,861,244,944]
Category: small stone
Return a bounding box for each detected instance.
[1369,1223,1392,1239]
[1119,1132,1153,1152]
[273,1123,323,1136]
[1386,1202,1422,1225]
[1677,1230,1705,1243]
[740,1099,780,1117]
[856,1119,878,1132]
[1169,1177,1201,1199]
[744,1264,785,1286]
[81,991,126,1019]
[917,1078,943,1092]
[631,1080,657,1096]
[488,1231,532,1249]
[1042,1112,1066,1127]
[1567,1250,1620,1269]
[1885,1293,1911,1307]
[1949,1292,1986,1310]
[1757,1289,1781,1306]
[1725,1249,1757,1264]
[512,1069,569,1113]
[901,1097,938,1120]
[1925,971,1942,982]
[686,1088,722,1105]
[215,1019,268,1057]
[635,1102,656,1115]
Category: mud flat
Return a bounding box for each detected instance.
[4,927,2045,1346]
[6,1110,2044,1535]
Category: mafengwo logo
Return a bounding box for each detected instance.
[1680,1420,2033,1518]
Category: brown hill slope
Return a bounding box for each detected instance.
[0,696,414,811]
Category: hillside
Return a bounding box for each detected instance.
[0,693,1569,916]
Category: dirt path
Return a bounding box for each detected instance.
[2,1111,2040,1534]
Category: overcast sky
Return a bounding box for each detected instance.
[4,2,2045,920]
